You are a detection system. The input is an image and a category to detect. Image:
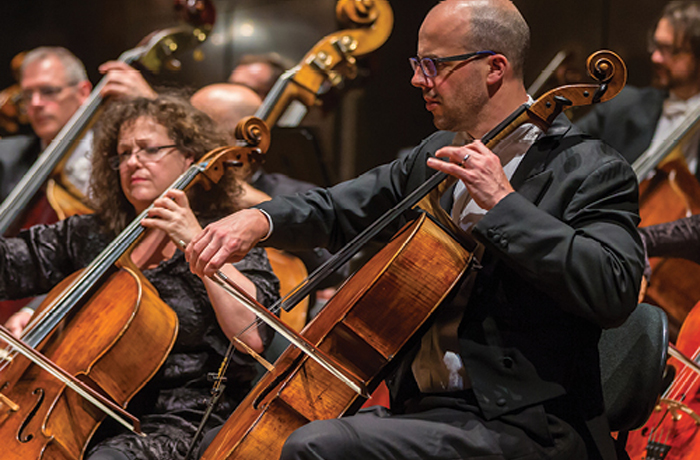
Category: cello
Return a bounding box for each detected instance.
[0,120,270,459]
[200,50,629,460]
[625,300,700,459]
[632,103,700,337]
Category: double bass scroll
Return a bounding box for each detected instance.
[256,0,393,128]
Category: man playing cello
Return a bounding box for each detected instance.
[188,0,645,459]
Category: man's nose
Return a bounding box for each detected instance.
[650,49,664,65]
[27,91,45,106]
[410,65,432,88]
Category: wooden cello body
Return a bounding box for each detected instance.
[0,133,268,459]
[625,300,700,459]
[202,214,472,460]
[199,50,629,460]
[0,261,178,459]
[638,155,700,336]
[632,101,700,336]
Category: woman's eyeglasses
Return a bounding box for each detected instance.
[109,144,179,170]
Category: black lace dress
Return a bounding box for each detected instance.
[0,214,280,459]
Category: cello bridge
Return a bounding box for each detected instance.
[660,398,700,425]
[0,392,19,413]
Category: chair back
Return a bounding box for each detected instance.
[599,302,669,432]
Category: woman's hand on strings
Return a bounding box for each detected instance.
[141,189,201,249]
[5,309,32,338]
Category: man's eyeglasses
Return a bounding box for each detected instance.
[648,39,689,58]
[409,50,496,78]
[109,144,179,170]
[19,83,78,105]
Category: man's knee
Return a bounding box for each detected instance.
[280,420,350,460]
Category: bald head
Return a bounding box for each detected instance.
[426,0,530,78]
[190,83,262,135]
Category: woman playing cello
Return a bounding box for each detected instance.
[1,95,280,460]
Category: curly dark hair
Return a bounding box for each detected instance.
[89,95,241,236]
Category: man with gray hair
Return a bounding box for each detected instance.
[0,46,157,200]
[189,1,644,459]
[0,47,92,199]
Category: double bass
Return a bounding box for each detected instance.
[245,0,394,330]
[0,122,270,459]
[201,51,628,460]
[0,0,216,235]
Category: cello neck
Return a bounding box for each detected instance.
[21,162,205,349]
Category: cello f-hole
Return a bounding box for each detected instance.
[253,354,304,410]
[18,387,44,443]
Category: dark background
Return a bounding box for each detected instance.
[0,0,661,185]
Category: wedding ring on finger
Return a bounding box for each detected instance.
[461,153,471,167]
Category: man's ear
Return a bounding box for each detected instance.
[77,80,92,102]
[485,54,508,85]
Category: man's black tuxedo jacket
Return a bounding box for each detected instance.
[257,116,644,459]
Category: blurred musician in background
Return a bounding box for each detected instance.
[0,46,157,201]
[0,47,92,199]
[228,53,294,99]
[576,1,700,169]
[190,82,347,304]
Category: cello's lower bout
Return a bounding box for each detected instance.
[202,213,473,460]
[0,267,178,460]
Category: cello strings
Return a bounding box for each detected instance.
[0,163,206,373]
[644,346,700,451]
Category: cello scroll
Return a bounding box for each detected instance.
[527,50,627,128]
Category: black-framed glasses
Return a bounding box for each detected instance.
[109,144,179,170]
[19,83,78,105]
[409,50,496,78]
